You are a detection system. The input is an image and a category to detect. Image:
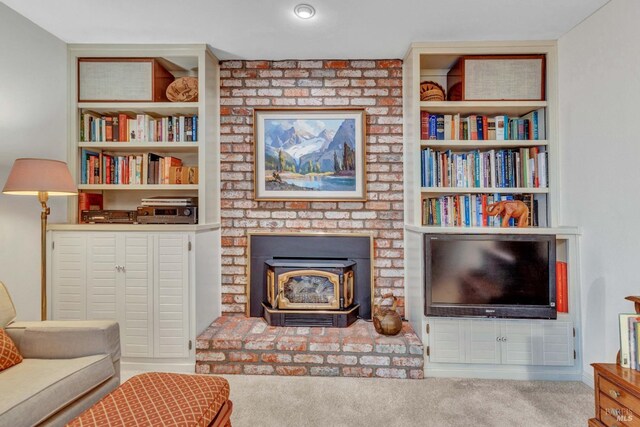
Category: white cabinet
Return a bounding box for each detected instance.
[50,228,218,365]
[428,318,574,367]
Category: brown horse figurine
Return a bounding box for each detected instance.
[486,200,530,227]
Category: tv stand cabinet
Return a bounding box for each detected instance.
[427,318,574,366]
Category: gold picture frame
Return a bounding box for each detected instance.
[253,108,367,201]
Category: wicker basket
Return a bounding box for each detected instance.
[420,81,445,102]
[166,76,199,102]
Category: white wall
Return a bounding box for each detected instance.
[558,0,640,383]
[0,3,67,320]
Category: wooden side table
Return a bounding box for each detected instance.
[590,363,640,426]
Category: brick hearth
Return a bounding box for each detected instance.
[196,316,424,379]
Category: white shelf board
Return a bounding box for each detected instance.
[78,184,198,190]
[78,142,199,153]
[78,102,198,114]
[421,140,548,149]
[405,224,581,235]
[420,187,549,194]
[48,222,220,232]
[420,101,547,115]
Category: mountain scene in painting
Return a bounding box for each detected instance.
[263,118,357,191]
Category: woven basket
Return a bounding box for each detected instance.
[420,81,445,102]
[166,76,199,102]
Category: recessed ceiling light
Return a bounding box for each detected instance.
[294,4,316,19]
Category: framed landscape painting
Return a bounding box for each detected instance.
[253,108,366,201]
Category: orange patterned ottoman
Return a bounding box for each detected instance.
[67,373,232,427]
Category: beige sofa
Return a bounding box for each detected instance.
[0,282,120,427]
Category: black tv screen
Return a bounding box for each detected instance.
[424,234,556,319]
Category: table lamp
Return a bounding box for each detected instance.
[2,158,77,320]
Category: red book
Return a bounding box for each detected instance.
[562,262,568,312]
[78,192,103,223]
[118,114,129,142]
[556,261,568,313]
[482,116,488,141]
[481,194,488,226]
[105,117,113,142]
[420,111,429,140]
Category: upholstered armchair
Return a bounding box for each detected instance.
[0,281,120,426]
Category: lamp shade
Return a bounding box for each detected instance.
[3,158,77,196]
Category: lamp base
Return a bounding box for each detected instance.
[38,192,49,321]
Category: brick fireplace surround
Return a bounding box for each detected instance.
[199,59,423,379]
[219,59,405,316]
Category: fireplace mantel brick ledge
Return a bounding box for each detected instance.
[196,316,424,379]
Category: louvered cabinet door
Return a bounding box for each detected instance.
[465,320,501,364]
[51,232,87,320]
[154,233,190,358]
[121,233,154,358]
[428,318,466,363]
[541,321,574,366]
[86,233,118,322]
[500,321,535,365]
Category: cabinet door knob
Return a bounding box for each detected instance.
[115,265,120,272]
[609,389,621,398]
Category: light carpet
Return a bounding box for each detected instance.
[222,375,594,427]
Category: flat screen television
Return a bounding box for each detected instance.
[424,234,556,319]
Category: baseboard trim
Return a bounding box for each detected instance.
[425,364,583,381]
[582,370,595,388]
[121,361,195,373]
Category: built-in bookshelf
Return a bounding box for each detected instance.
[405,47,557,230]
[66,45,220,226]
[50,45,223,369]
[403,42,583,381]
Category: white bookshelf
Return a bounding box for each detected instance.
[67,44,220,225]
[422,140,548,149]
[420,100,547,115]
[420,187,549,195]
[403,41,583,381]
[78,142,199,153]
[50,44,223,370]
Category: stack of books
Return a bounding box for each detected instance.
[619,313,640,369]
[421,147,548,189]
[80,112,198,143]
[420,109,545,141]
[422,193,539,227]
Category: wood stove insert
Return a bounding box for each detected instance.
[262,259,358,326]
[249,233,372,327]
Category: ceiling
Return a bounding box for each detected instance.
[1,0,610,60]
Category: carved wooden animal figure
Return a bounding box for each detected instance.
[486,200,530,228]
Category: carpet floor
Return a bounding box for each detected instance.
[222,375,594,427]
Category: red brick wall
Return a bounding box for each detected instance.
[219,59,403,316]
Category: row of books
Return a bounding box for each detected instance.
[421,147,548,189]
[420,109,546,141]
[619,313,640,369]
[80,149,198,185]
[421,193,544,227]
[556,261,568,313]
[80,112,198,143]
